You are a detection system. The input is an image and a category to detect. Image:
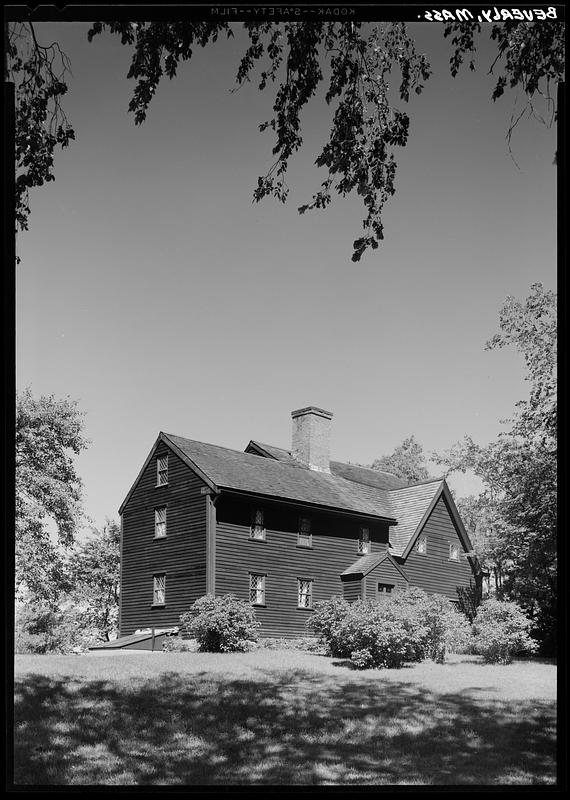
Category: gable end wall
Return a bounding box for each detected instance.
[400,495,474,598]
[120,441,208,635]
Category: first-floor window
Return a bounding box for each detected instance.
[358,527,371,554]
[449,543,460,561]
[154,506,167,538]
[250,508,266,540]
[377,583,394,598]
[250,573,266,605]
[153,574,166,605]
[298,578,313,608]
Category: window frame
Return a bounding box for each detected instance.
[416,535,427,555]
[297,578,313,609]
[449,542,460,562]
[249,508,266,541]
[297,516,313,548]
[358,526,371,554]
[152,573,166,606]
[156,454,168,487]
[249,572,266,606]
[377,582,394,597]
[154,505,167,539]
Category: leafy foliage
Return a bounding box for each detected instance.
[67,520,120,642]
[16,388,89,605]
[472,598,538,664]
[88,20,431,262]
[444,21,564,160]
[370,435,431,483]
[162,636,196,653]
[435,284,557,654]
[180,594,261,652]
[14,602,89,654]
[7,22,75,234]
[307,589,471,669]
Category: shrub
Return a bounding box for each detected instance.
[15,603,91,654]
[472,598,538,664]
[162,636,197,653]
[305,596,353,657]
[179,594,261,653]
[258,637,320,651]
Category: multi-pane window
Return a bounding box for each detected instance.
[154,506,167,538]
[297,579,313,608]
[378,583,393,596]
[250,573,266,605]
[416,535,427,555]
[449,543,460,561]
[153,574,166,605]
[157,454,168,486]
[297,517,312,547]
[250,508,266,540]
[358,527,371,554]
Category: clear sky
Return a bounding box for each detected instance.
[15,19,557,533]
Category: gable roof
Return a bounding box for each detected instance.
[341,551,410,581]
[160,433,396,521]
[246,440,408,490]
[120,433,473,562]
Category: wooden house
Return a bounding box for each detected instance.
[118,406,479,638]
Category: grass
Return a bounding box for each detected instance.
[13,651,557,786]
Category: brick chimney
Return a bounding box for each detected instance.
[291,406,333,473]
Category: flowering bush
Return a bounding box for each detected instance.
[162,636,197,652]
[306,588,473,669]
[472,598,538,664]
[305,596,354,657]
[179,594,261,653]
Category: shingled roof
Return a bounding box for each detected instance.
[120,431,455,557]
[162,433,396,521]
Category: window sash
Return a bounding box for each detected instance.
[250,574,265,605]
[298,579,313,608]
[157,455,168,485]
[155,507,167,537]
[358,527,370,553]
[297,532,312,547]
[449,544,460,561]
[250,509,266,540]
[153,574,166,604]
[417,536,427,554]
[378,583,393,594]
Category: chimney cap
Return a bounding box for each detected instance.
[291,406,333,420]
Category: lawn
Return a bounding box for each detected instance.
[13,650,557,786]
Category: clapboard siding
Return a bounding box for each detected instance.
[120,441,208,635]
[364,559,409,599]
[215,497,390,637]
[399,496,474,598]
[342,576,363,603]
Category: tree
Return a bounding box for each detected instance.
[434,284,557,653]
[6,22,75,235]
[15,387,88,605]
[67,519,120,642]
[7,19,563,259]
[370,435,431,484]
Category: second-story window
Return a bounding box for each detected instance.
[154,506,167,538]
[250,508,266,540]
[416,535,427,555]
[157,454,168,486]
[297,516,312,548]
[358,527,371,554]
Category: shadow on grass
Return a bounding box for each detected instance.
[13,667,556,786]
